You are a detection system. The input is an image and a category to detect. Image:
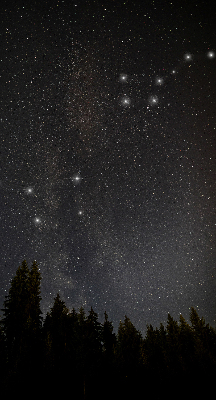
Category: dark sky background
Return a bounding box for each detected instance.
[0,0,216,334]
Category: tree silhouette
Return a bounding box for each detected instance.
[1,260,42,391]
[43,293,69,371]
[2,260,29,356]
[102,311,116,361]
[1,261,216,398]
[189,307,216,379]
[116,316,143,398]
[166,313,182,375]
[28,260,42,332]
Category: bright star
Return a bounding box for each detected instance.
[119,74,128,82]
[148,95,158,105]
[34,217,41,225]
[24,187,33,194]
[155,77,164,85]
[207,50,215,58]
[72,174,82,185]
[120,95,131,107]
[184,53,193,61]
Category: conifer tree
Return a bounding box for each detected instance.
[1,260,42,378]
[166,313,181,373]
[144,323,166,377]
[86,307,103,374]
[101,312,116,367]
[86,307,102,348]
[179,314,195,371]
[0,324,6,378]
[27,260,42,333]
[2,260,30,354]
[117,315,142,374]
[78,306,86,326]
[65,307,79,367]
[102,311,116,359]
[115,316,143,398]
[189,307,216,374]
[190,307,205,334]
[43,293,69,371]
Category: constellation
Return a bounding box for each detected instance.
[119,50,215,108]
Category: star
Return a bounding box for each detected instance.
[148,95,159,105]
[184,53,193,61]
[119,74,128,82]
[24,187,33,194]
[207,50,215,58]
[34,217,41,225]
[120,95,131,107]
[155,77,164,85]
[72,174,82,185]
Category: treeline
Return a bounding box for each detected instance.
[0,260,216,398]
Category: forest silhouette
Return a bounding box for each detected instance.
[0,260,215,399]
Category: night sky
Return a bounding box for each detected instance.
[0,0,216,334]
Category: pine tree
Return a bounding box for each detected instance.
[86,307,102,349]
[144,323,167,378]
[27,260,42,333]
[179,314,195,371]
[66,307,79,367]
[189,307,216,375]
[190,307,205,333]
[116,316,143,398]
[49,293,69,320]
[1,260,42,389]
[0,323,7,384]
[166,313,181,374]
[2,260,30,356]
[102,311,116,359]
[43,293,69,371]
[84,308,102,382]
[117,315,142,375]
[78,306,86,326]
[100,312,116,396]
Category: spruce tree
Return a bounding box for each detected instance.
[144,323,166,377]
[179,314,195,371]
[1,260,42,383]
[2,260,30,355]
[117,316,142,375]
[100,312,116,398]
[116,316,143,398]
[43,293,69,371]
[27,260,42,333]
[166,313,181,374]
[189,307,216,375]
[190,307,205,334]
[102,311,116,359]
[0,323,6,381]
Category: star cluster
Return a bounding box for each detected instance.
[0,0,215,333]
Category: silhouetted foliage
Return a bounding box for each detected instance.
[43,293,69,371]
[1,260,216,399]
[102,311,116,362]
[1,260,42,393]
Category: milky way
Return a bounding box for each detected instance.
[0,0,215,333]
